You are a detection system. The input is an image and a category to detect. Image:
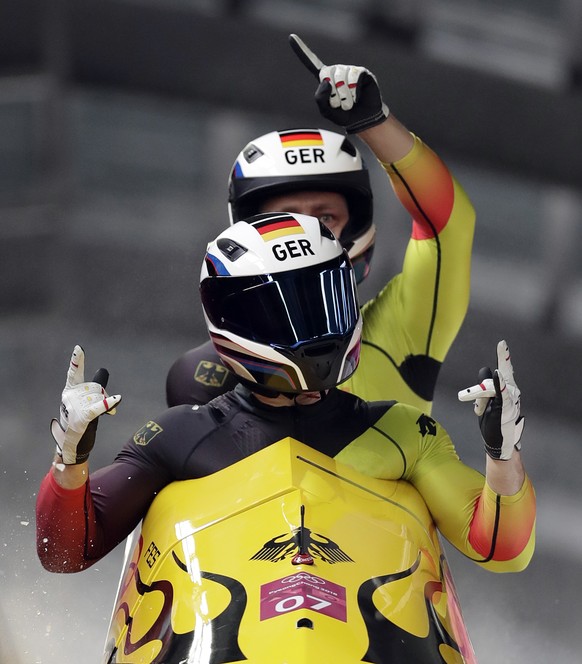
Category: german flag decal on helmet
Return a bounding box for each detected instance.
[279,129,323,147]
[251,213,305,242]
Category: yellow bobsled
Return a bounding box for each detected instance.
[103,438,476,663]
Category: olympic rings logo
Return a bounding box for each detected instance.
[282,572,326,584]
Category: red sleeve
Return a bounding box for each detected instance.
[36,471,97,573]
[36,446,173,573]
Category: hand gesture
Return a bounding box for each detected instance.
[51,345,121,464]
[458,340,524,460]
[289,33,389,134]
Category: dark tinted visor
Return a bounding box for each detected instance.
[201,256,359,346]
[350,244,375,284]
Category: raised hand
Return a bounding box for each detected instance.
[289,33,389,134]
[458,340,524,460]
[50,345,121,464]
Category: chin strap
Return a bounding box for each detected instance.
[237,378,281,399]
[241,376,330,402]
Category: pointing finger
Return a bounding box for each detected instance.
[496,339,516,386]
[289,33,325,77]
[65,345,85,389]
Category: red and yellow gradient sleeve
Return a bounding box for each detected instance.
[382,135,476,362]
[468,476,536,569]
[364,137,475,368]
[344,136,476,411]
[350,403,536,573]
[386,135,459,239]
[411,445,536,573]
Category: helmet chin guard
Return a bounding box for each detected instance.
[200,212,362,394]
[227,128,375,283]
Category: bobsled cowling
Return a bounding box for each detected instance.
[103,438,476,663]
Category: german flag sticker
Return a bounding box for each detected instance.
[252,214,305,242]
[279,129,323,147]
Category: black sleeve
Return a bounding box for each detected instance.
[88,404,220,555]
[165,340,239,407]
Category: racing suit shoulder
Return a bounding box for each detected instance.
[166,339,238,407]
[115,398,236,481]
[334,400,455,481]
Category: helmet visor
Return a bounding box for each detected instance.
[201,256,359,347]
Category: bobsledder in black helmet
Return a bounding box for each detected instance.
[227,128,375,283]
[200,212,362,395]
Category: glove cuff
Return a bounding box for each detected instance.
[484,442,520,461]
[484,442,504,460]
[345,106,389,134]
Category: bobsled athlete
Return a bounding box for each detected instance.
[166,34,476,411]
[37,214,534,580]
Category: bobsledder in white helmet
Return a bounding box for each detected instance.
[227,128,376,283]
[200,212,362,395]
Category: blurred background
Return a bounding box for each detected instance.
[1,1,581,662]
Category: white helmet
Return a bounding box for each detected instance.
[200,212,362,395]
[227,128,375,284]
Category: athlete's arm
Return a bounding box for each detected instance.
[290,33,476,406]
[50,456,88,489]
[366,134,476,363]
[486,453,525,495]
[413,448,535,572]
[35,345,133,571]
[357,116,414,164]
[454,340,534,565]
[337,402,535,572]
[413,421,535,571]
[36,408,182,573]
[36,454,165,573]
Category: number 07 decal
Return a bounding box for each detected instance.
[275,593,332,614]
[260,572,347,622]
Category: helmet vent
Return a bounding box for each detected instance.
[301,342,337,358]
[217,238,248,262]
[319,224,335,241]
[340,137,357,157]
[243,144,264,163]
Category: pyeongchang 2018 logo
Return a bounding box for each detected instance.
[260,571,347,622]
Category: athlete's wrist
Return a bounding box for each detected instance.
[51,454,89,489]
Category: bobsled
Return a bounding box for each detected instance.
[103,438,476,663]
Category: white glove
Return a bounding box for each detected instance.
[51,345,121,464]
[289,33,389,134]
[458,340,525,460]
